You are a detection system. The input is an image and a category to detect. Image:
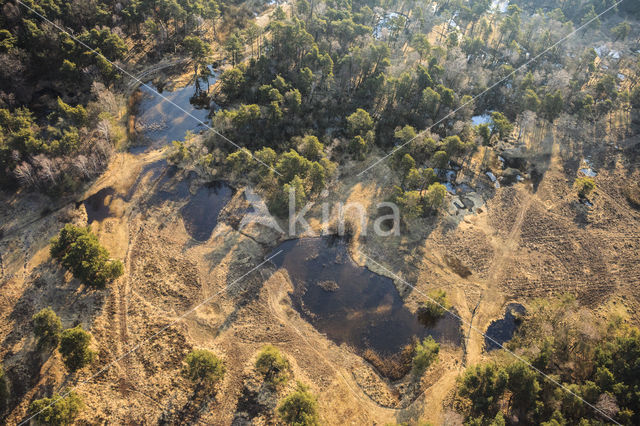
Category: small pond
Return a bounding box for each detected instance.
[485,303,526,351]
[131,66,218,153]
[268,237,462,358]
[150,174,234,241]
[180,182,234,241]
[83,187,117,223]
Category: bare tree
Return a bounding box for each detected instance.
[14,161,36,188]
[33,154,60,185]
[96,120,111,144]
[91,82,118,116]
[73,155,92,179]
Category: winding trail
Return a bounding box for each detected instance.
[464,127,557,365]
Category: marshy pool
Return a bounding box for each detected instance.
[268,237,462,360]
[485,303,526,351]
[179,182,234,241]
[83,187,117,223]
[150,174,233,242]
[131,66,218,153]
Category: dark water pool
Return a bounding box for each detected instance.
[485,303,526,351]
[83,187,116,223]
[179,182,234,241]
[131,67,218,152]
[268,237,462,357]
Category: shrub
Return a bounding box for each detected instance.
[423,182,447,211]
[477,124,491,145]
[432,150,449,169]
[28,391,83,425]
[346,108,374,138]
[168,140,189,164]
[505,361,540,414]
[32,307,62,350]
[184,349,225,386]
[255,345,289,386]
[50,224,123,287]
[59,326,95,372]
[412,336,440,376]
[349,136,367,160]
[396,190,423,219]
[277,382,319,426]
[417,290,451,326]
[226,148,254,175]
[56,98,88,126]
[490,112,514,139]
[296,135,324,162]
[573,177,595,199]
[269,176,306,217]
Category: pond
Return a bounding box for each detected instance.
[180,182,234,241]
[149,173,234,241]
[131,66,218,153]
[268,237,462,360]
[83,187,117,223]
[485,303,526,351]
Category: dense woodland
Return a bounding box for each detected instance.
[456,297,640,425]
[1,0,640,424]
[0,0,256,192]
[170,0,640,217]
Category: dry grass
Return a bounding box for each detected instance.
[362,342,415,381]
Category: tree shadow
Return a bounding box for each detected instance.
[232,379,278,425]
[159,382,219,425]
[0,259,108,416]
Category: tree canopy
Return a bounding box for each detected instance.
[59,326,95,372]
[50,225,123,288]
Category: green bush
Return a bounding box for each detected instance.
[423,182,447,211]
[255,345,289,386]
[417,290,450,326]
[278,382,319,426]
[28,391,83,425]
[32,307,62,350]
[573,177,595,199]
[184,349,225,386]
[490,112,514,139]
[59,326,95,372]
[50,224,123,287]
[349,135,367,160]
[432,150,449,169]
[412,336,440,377]
[269,176,306,217]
